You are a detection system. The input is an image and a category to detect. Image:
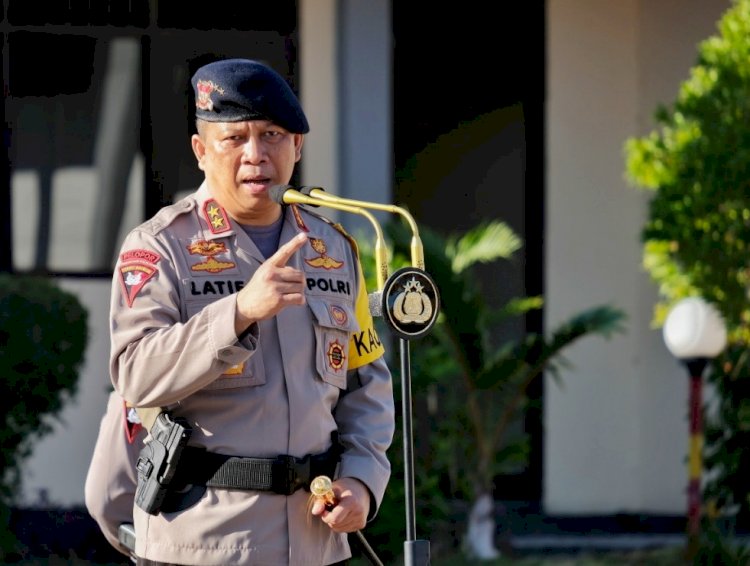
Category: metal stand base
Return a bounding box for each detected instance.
[404,539,431,566]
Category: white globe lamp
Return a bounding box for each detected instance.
[663,297,727,360]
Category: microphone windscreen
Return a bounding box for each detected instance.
[268,184,293,204]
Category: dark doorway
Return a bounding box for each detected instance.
[392,2,546,502]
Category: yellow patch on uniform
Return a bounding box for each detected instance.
[348,268,385,369]
[222,362,245,376]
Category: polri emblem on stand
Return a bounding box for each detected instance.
[381,267,440,340]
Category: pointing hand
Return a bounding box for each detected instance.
[234,232,307,334]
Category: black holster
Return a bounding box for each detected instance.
[134,412,192,515]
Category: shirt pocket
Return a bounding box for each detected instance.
[185,299,266,391]
[307,298,358,390]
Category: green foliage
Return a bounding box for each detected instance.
[703,345,750,529]
[624,0,750,330]
[355,219,626,559]
[0,274,88,552]
[447,220,521,273]
[623,0,750,530]
[694,518,750,566]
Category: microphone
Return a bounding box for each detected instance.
[297,186,425,271]
[269,185,390,316]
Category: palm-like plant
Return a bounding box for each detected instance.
[355,218,626,561]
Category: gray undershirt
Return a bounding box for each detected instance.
[240,215,284,259]
[239,214,289,450]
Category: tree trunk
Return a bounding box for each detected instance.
[463,491,500,560]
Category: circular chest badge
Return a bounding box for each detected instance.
[381,267,440,340]
[326,339,346,371]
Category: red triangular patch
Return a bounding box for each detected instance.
[122,401,143,444]
[118,262,158,308]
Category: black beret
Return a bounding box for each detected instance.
[191,58,310,134]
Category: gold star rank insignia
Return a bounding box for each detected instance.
[202,199,231,234]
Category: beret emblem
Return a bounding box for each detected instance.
[196,79,225,112]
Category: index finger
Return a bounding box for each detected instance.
[269,232,308,266]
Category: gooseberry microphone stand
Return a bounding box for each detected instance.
[289,185,440,565]
[379,265,440,566]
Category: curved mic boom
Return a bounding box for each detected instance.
[297,186,425,271]
[269,185,390,315]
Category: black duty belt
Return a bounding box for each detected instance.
[174,441,342,497]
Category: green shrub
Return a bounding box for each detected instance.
[623,0,750,531]
[0,274,88,553]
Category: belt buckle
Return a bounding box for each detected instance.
[272,454,310,495]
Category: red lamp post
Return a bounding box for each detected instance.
[663,297,727,560]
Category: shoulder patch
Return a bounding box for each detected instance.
[290,204,310,232]
[120,249,160,265]
[202,199,232,234]
[118,259,158,308]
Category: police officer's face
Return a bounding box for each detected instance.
[191,120,303,225]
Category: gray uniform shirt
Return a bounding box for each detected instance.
[109,182,395,565]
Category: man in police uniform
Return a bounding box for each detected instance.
[109,58,395,566]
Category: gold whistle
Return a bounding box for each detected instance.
[310,475,337,511]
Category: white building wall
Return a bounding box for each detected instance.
[300,0,392,234]
[18,154,143,506]
[545,0,729,514]
[300,0,339,199]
